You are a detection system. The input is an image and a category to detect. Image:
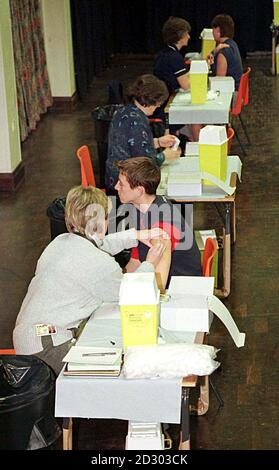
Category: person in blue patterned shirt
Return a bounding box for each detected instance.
[105,74,181,193]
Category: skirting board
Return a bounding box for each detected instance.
[50,91,78,113]
[0,161,25,192]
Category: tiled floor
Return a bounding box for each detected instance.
[0,56,279,450]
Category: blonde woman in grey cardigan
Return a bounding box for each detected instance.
[13,185,166,375]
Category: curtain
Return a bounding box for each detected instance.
[9,0,52,142]
[70,0,113,100]
[110,0,273,56]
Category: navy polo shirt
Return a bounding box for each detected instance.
[154,45,187,93]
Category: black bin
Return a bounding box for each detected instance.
[92,104,122,187]
[46,197,67,240]
[0,355,61,450]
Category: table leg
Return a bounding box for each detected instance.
[214,202,231,298]
[197,375,209,416]
[179,387,190,450]
[222,203,231,297]
[232,200,236,243]
[272,34,277,76]
[62,417,73,450]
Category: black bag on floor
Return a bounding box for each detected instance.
[0,355,61,450]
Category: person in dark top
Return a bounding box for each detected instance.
[154,16,191,95]
[209,14,243,90]
[115,157,202,288]
[105,74,181,194]
[153,16,201,141]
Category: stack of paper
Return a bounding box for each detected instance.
[62,346,122,376]
[167,172,202,196]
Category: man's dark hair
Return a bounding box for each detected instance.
[211,14,235,38]
[128,74,168,107]
[162,16,191,45]
[117,157,161,195]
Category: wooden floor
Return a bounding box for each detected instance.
[0,56,279,450]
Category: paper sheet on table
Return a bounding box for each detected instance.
[208,296,246,348]
[171,90,218,106]
[78,318,123,349]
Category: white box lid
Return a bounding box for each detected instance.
[200,28,214,39]
[199,125,228,145]
[190,60,208,74]
[119,272,159,305]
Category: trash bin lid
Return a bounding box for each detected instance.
[46,197,66,220]
[91,104,123,122]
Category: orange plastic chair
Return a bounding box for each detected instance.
[226,127,235,154]
[231,67,251,147]
[76,145,96,187]
[202,237,218,277]
[0,349,16,354]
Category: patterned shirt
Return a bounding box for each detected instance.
[105,104,165,191]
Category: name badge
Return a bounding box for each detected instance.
[35,324,57,336]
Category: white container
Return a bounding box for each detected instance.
[160,277,214,332]
[125,422,164,450]
[160,276,246,347]
[209,76,235,93]
[167,172,202,196]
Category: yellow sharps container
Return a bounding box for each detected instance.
[190,60,208,104]
[119,272,160,350]
[200,28,216,59]
[274,0,279,24]
[199,125,228,186]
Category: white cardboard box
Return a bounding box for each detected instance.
[125,422,164,450]
[160,276,245,347]
[209,76,235,93]
[167,172,202,196]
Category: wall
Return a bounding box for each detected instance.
[41,0,75,97]
[0,0,21,173]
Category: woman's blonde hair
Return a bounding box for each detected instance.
[65,185,111,238]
